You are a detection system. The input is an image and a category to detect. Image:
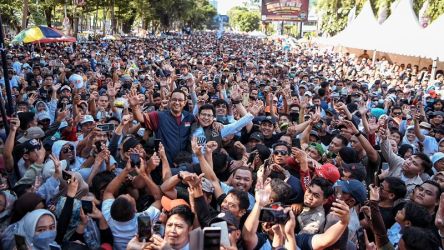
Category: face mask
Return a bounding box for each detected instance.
[420,129,429,136]
[33,230,56,250]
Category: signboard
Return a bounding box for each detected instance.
[261,0,309,22]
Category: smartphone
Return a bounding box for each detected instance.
[203,227,221,250]
[152,221,165,237]
[81,200,93,214]
[62,102,67,111]
[374,172,380,187]
[49,243,61,250]
[334,186,342,199]
[137,215,152,242]
[130,153,141,168]
[15,234,27,250]
[97,123,115,132]
[154,139,161,152]
[259,207,289,224]
[95,141,103,152]
[382,162,389,171]
[210,221,230,247]
[62,171,72,183]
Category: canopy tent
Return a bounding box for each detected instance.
[12,26,76,44]
[376,0,423,57]
[315,0,444,64]
[327,1,380,50]
[420,15,444,60]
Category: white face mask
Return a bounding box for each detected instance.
[420,129,429,136]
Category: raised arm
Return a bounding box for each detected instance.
[128,88,144,123]
[103,161,131,200]
[4,117,20,172]
[343,120,379,162]
[192,139,224,198]
[311,200,350,250]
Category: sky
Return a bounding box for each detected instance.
[216,0,316,15]
[217,0,249,15]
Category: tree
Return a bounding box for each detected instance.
[228,6,260,32]
[316,0,444,36]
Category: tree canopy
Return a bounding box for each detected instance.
[227,6,261,32]
[0,0,216,34]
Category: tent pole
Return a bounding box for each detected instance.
[372,50,377,67]
[431,57,438,81]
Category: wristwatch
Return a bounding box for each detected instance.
[354,131,361,137]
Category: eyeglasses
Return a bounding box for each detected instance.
[199,113,213,118]
[393,112,402,116]
[273,150,288,156]
[170,98,185,103]
[61,145,74,153]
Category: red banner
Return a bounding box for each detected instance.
[261,0,309,22]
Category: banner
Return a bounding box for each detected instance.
[261,0,309,22]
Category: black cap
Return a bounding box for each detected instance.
[22,139,42,153]
[261,116,276,125]
[249,132,263,142]
[210,211,240,229]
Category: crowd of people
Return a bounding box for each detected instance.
[0,31,444,250]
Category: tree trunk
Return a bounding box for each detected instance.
[110,0,116,34]
[44,7,52,27]
[22,0,29,30]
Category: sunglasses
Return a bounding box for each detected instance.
[273,150,288,156]
[393,112,402,116]
[61,145,74,153]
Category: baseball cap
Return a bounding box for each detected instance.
[18,127,45,143]
[22,139,42,153]
[314,163,340,184]
[335,180,367,205]
[261,116,276,125]
[309,143,325,156]
[43,136,59,151]
[249,132,263,142]
[80,115,94,124]
[36,112,51,121]
[60,85,72,92]
[419,122,432,130]
[161,196,189,212]
[432,152,444,166]
[342,162,367,182]
[122,137,141,152]
[431,111,444,117]
[210,211,240,229]
[201,178,215,193]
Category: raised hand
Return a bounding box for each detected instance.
[205,141,218,154]
[191,137,203,156]
[330,199,350,224]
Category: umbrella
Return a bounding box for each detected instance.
[12,25,76,44]
[101,35,120,40]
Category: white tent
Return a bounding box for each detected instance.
[420,15,444,60]
[327,1,380,50]
[376,0,423,57]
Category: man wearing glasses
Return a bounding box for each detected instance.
[129,88,196,166]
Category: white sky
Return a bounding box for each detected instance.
[217,0,248,15]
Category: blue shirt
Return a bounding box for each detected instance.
[102,198,160,250]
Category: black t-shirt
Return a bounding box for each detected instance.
[263,133,284,148]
